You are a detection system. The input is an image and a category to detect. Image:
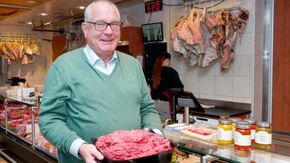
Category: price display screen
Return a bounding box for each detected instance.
[145,0,162,13]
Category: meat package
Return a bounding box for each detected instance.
[181,126,217,141]
[95,130,172,162]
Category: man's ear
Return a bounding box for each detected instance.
[81,23,88,38]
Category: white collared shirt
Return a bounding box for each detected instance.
[83,45,118,75]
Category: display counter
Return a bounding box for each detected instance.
[2,93,290,163]
[0,95,57,163]
[164,124,290,162]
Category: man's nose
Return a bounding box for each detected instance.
[103,25,114,33]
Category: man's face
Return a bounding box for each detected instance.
[82,3,120,56]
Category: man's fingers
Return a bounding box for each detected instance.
[91,147,104,161]
[79,144,104,162]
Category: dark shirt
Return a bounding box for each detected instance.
[151,66,184,101]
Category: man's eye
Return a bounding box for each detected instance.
[96,23,106,26]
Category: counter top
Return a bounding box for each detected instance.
[190,107,251,118]
[164,125,290,162]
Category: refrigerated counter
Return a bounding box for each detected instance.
[164,124,290,163]
[0,95,57,163]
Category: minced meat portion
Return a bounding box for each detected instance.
[95,130,171,160]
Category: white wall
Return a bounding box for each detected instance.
[0,25,53,87]
[145,0,259,106]
[119,3,145,27]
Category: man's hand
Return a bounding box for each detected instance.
[78,143,104,163]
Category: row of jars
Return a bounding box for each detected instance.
[217,117,272,150]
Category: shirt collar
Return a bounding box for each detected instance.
[83,45,118,66]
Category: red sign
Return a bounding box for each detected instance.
[145,0,162,13]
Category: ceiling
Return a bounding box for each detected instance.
[0,0,50,22]
[0,0,142,27]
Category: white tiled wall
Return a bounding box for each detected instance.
[146,0,258,104]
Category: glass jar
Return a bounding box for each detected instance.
[255,122,272,149]
[230,117,242,141]
[218,118,233,145]
[244,118,256,144]
[234,121,251,151]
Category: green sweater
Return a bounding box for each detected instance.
[38,48,162,163]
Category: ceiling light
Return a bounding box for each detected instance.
[78,6,85,10]
[27,22,32,25]
[26,0,36,3]
[40,13,48,16]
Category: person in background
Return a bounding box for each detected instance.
[151,52,184,101]
[38,1,162,163]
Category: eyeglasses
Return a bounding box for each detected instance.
[86,20,122,31]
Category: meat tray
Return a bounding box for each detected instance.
[101,149,172,163]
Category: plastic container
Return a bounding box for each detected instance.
[217,118,233,145]
[234,121,251,151]
[244,118,256,144]
[255,122,272,149]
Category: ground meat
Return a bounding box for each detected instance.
[95,130,171,160]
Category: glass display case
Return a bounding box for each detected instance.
[0,95,57,163]
[2,92,290,163]
[164,123,290,163]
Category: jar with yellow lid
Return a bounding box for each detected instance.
[218,118,233,145]
[255,122,272,149]
[244,118,256,144]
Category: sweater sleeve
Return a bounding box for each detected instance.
[137,62,162,131]
[38,64,81,155]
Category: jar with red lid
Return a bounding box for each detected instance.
[244,118,256,144]
[234,121,251,151]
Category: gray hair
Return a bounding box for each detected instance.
[84,0,120,22]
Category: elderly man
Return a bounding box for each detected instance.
[39,0,162,162]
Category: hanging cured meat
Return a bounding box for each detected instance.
[0,41,40,65]
[170,6,250,71]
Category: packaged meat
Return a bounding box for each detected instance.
[95,130,172,161]
[181,126,217,141]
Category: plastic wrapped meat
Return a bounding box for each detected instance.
[199,43,219,67]
[177,9,196,45]
[30,41,40,55]
[188,8,208,54]
[205,12,217,30]
[24,43,33,55]
[1,43,16,61]
[171,16,188,55]
[220,45,234,71]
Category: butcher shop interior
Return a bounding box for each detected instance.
[0,0,290,162]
